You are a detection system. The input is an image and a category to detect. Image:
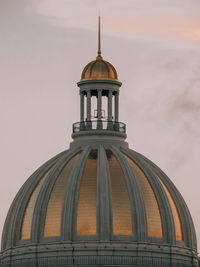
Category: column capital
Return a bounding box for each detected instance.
[97,89,102,94]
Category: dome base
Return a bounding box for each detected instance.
[71,130,128,149]
[1,242,198,267]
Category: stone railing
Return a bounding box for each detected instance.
[72,120,126,133]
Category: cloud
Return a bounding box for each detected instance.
[167,70,200,137]
[35,0,200,45]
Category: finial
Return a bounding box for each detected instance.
[97,16,102,59]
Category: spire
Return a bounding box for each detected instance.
[97,16,102,59]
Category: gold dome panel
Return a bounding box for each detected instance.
[81,57,119,82]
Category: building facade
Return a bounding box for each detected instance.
[1,17,199,267]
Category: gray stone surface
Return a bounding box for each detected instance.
[1,137,198,266]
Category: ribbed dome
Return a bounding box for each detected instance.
[81,56,119,82]
[1,144,197,266]
[1,16,198,267]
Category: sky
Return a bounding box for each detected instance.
[0,0,200,251]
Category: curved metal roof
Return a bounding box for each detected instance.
[81,57,119,82]
[1,144,197,260]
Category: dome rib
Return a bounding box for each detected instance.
[81,60,95,80]
[31,147,80,243]
[122,148,176,244]
[97,145,112,241]
[62,146,91,241]
[1,151,65,250]
[102,60,110,79]
[106,60,118,79]
[139,152,197,249]
[89,60,98,78]
[111,146,147,241]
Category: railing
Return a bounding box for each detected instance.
[72,120,126,133]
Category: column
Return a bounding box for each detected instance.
[97,90,102,120]
[108,90,112,121]
[107,90,113,130]
[87,91,91,121]
[114,92,119,122]
[97,90,102,129]
[80,92,84,121]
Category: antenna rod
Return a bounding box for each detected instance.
[98,16,101,57]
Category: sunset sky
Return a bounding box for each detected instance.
[1,0,200,250]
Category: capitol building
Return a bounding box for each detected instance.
[1,17,199,267]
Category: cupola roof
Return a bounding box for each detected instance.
[81,57,119,82]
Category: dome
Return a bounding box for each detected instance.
[1,143,198,266]
[1,16,199,267]
[81,56,119,82]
